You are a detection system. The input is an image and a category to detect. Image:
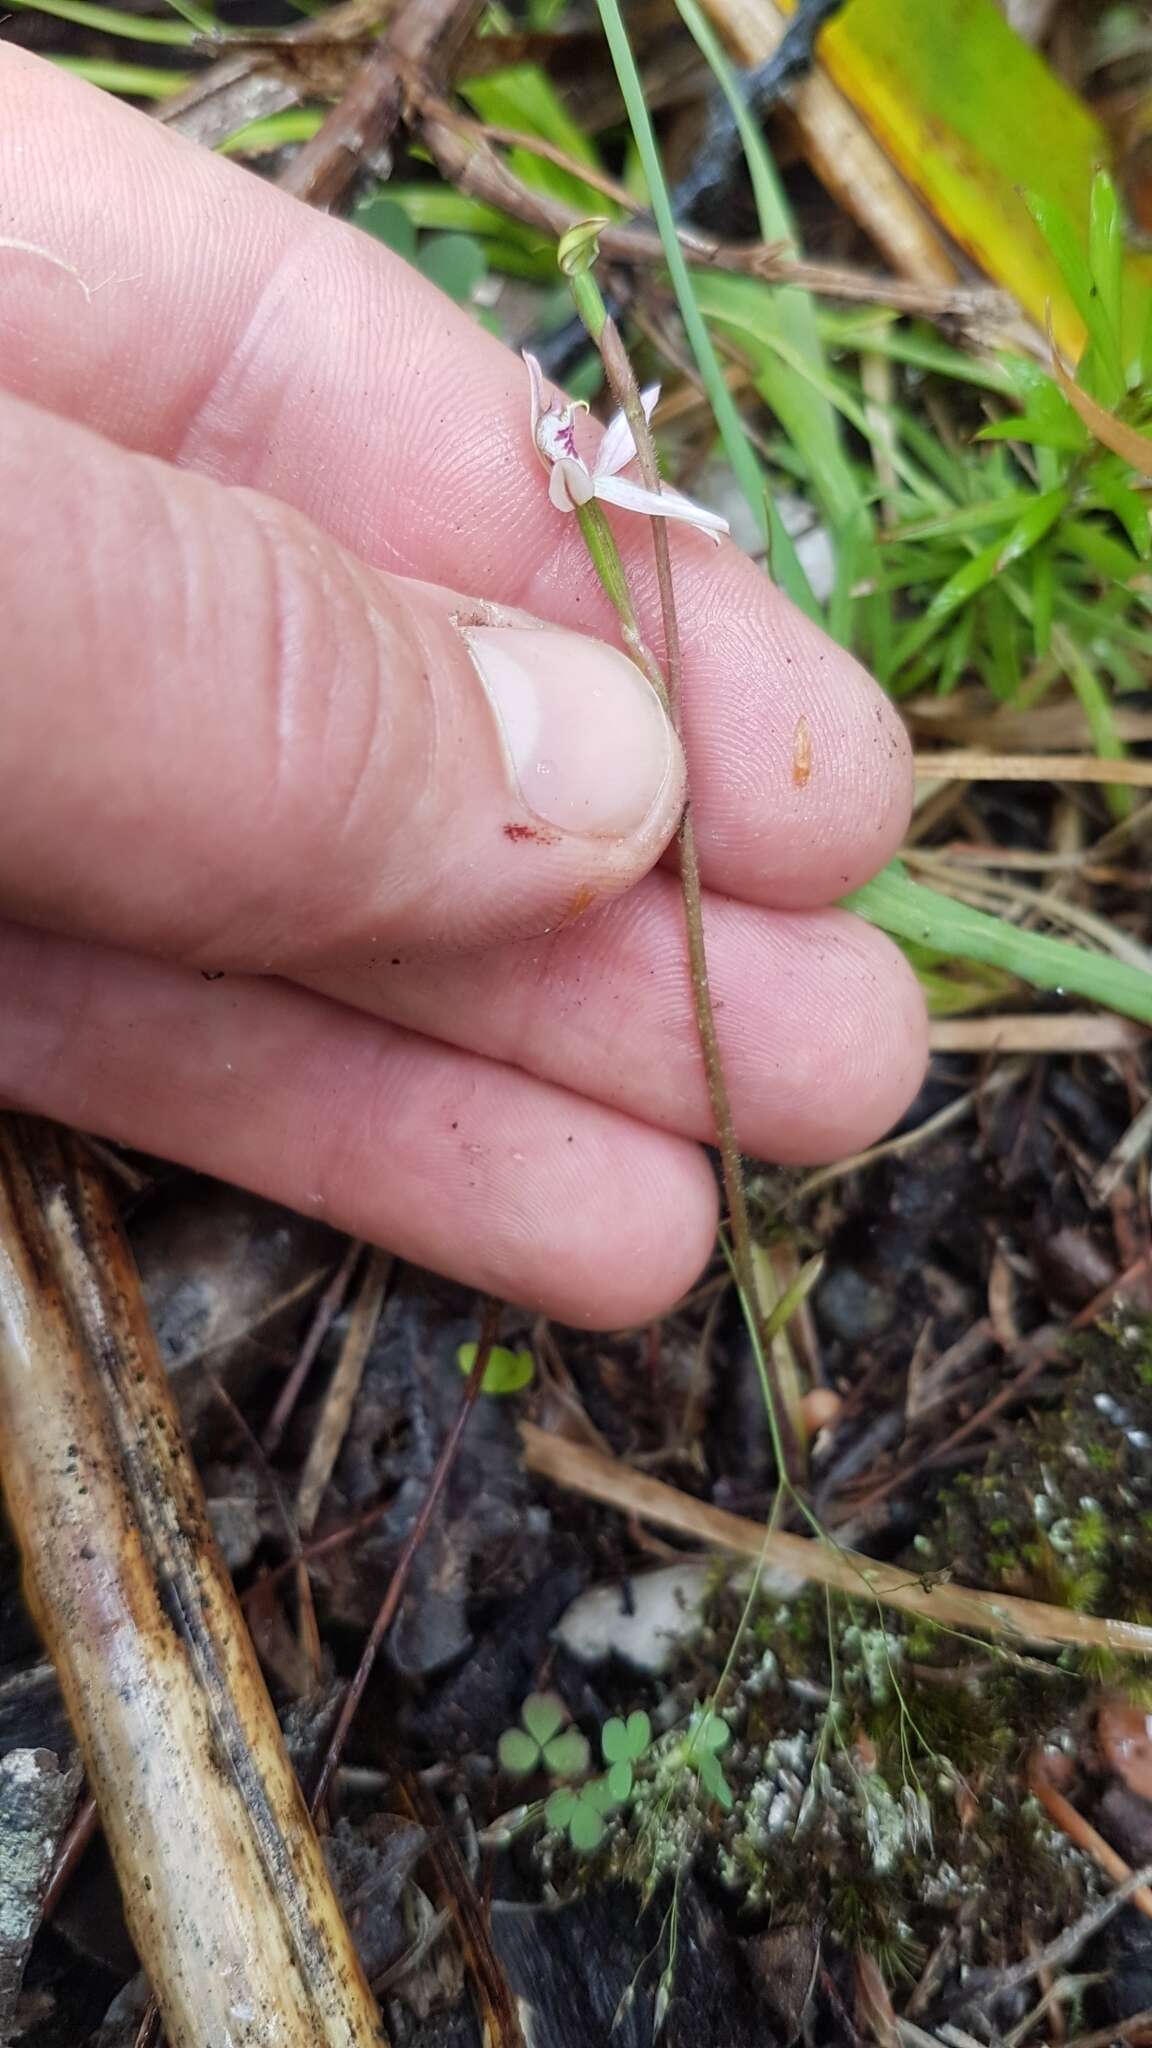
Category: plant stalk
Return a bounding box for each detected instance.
[565,269,800,1477]
[0,1115,388,2048]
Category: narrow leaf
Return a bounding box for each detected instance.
[847,866,1152,1024]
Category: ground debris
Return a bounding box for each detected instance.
[0,1748,82,2039]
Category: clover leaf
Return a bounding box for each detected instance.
[456,1341,535,1396]
[542,1728,593,1777]
[498,1727,543,1775]
[545,1775,616,1853]
[498,1693,590,1779]
[601,1709,651,1803]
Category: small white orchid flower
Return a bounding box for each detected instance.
[523,352,729,543]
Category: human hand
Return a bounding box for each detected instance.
[0,47,926,1325]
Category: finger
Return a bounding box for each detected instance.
[0,920,719,1325]
[0,47,912,910]
[306,876,929,1163]
[0,389,682,966]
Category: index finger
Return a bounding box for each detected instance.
[0,46,912,907]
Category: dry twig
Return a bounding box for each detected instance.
[296,1248,391,1534]
[1028,1749,1152,1922]
[928,1017,1148,1054]
[916,752,1152,788]
[520,1423,1152,1656]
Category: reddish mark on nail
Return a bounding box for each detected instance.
[503,821,560,844]
[792,715,812,788]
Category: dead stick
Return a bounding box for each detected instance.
[278,0,482,208]
[928,1016,1148,1054]
[264,1235,362,1457]
[520,1423,1152,1657]
[916,752,1152,787]
[1028,1749,1152,1922]
[297,1247,390,1534]
[0,1115,388,2048]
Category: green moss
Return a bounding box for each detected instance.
[534,1322,1152,1990]
[924,1317,1152,1623]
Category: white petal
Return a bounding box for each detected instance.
[595,384,662,478]
[550,456,595,511]
[593,472,729,540]
[522,350,546,443]
[596,408,637,479]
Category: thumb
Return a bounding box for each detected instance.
[1,391,683,968]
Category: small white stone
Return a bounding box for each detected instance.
[553,1564,713,1673]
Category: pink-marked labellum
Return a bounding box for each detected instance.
[523,352,729,542]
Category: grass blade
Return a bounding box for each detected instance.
[847,865,1152,1023]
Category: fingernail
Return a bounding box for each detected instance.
[463,623,680,838]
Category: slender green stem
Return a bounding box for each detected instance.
[574,501,668,707]
[568,269,608,343]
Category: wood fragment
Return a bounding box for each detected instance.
[264,1236,362,1457]
[160,0,396,147]
[928,1016,1148,1054]
[309,1298,502,1814]
[296,1248,390,1536]
[915,751,1152,787]
[520,1423,1152,1657]
[0,1116,388,2048]
[1092,1094,1152,1203]
[399,1776,525,2048]
[277,0,483,208]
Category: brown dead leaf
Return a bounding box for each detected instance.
[1048,315,1152,475]
[855,1952,899,2046]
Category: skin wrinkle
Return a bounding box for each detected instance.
[227,498,419,956]
[1,386,681,970]
[141,156,293,468]
[172,231,333,485]
[0,922,721,1322]
[312,885,927,1163]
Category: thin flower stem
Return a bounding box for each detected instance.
[574,501,665,702]
[567,269,798,1480]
